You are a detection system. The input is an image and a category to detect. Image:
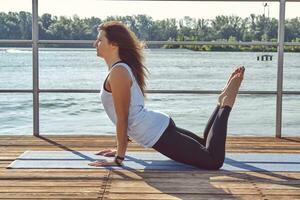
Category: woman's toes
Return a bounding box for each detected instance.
[233,68,240,75]
[239,68,245,79]
[223,66,245,93]
[226,68,240,85]
[240,67,245,74]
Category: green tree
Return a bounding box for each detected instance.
[47,16,72,39]
[211,15,243,41]
[285,17,300,42]
[70,15,92,39]
[18,11,32,39]
[1,11,300,51]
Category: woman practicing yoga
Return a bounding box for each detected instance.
[88,21,245,170]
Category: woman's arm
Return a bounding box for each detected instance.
[88,66,132,167]
[109,66,132,162]
[115,119,128,158]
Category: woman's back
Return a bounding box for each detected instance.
[100,62,170,148]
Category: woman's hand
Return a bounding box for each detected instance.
[95,149,117,157]
[88,159,120,167]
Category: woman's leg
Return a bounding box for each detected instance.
[202,105,221,143]
[205,106,231,167]
[153,118,213,169]
[153,107,231,170]
[174,104,220,146]
[174,126,206,145]
[152,69,243,169]
[205,66,242,140]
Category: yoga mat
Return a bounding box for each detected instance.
[7,151,300,171]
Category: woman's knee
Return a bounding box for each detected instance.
[195,159,224,170]
[209,161,224,170]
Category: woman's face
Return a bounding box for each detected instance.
[94,30,113,58]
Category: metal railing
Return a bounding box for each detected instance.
[1,40,300,46]
[1,0,300,137]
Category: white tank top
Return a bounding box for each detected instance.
[100,61,170,148]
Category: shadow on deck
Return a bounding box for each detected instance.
[0,135,299,200]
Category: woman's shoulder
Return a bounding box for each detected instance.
[109,64,133,87]
[111,62,134,80]
[112,61,131,71]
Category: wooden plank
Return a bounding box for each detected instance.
[0,192,100,199]
[106,187,300,195]
[109,170,300,179]
[0,135,299,200]
[107,179,300,189]
[0,171,108,180]
[0,180,103,186]
[103,193,300,200]
[0,187,103,193]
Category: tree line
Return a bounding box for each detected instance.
[0,11,299,51]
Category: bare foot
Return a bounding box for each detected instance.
[222,66,244,91]
[218,66,244,106]
[220,68,245,108]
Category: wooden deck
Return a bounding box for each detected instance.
[0,135,300,200]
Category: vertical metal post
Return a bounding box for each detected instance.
[276,0,285,138]
[32,0,39,136]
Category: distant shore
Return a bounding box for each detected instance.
[1,12,300,52]
[1,44,300,52]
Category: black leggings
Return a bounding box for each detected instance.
[152,105,231,170]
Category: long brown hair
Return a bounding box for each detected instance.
[97,21,149,97]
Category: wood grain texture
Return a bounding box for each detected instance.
[0,135,299,200]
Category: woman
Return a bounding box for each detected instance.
[88,21,245,170]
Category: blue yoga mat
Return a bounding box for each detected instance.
[7,150,300,171]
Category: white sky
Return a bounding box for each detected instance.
[0,0,299,20]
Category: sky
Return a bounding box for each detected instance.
[0,0,299,20]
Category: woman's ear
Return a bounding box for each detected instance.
[110,42,119,49]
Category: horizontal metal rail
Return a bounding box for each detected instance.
[38,40,279,46]
[0,40,33,44]
[1,40,300,46]
[0,89,33,93]
[1,89,300,95]
[106,0,300,1]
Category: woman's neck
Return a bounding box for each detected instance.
[106,55,122,71]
